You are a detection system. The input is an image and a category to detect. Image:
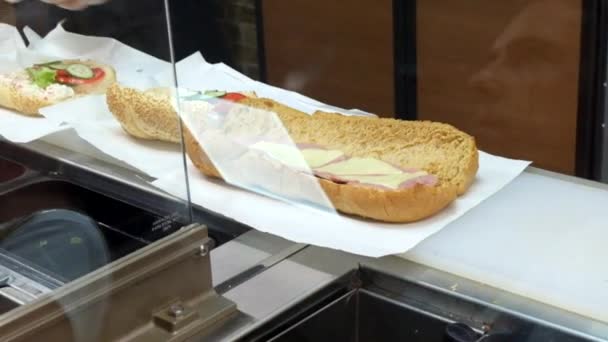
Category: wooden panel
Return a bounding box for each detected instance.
[0,2,15,25]
[262,0,395,117]
[417,0,582,174]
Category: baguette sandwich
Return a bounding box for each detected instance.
[184,98,478,222]
[107,84,479,223]
[0,59,116,116]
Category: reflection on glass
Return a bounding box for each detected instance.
[469,0,581,173]
[0,1,192,340]
[418,0,582,174]
[0,209,109,282]
[175,90,339,213]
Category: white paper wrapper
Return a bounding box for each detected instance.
[152,152,530,257]
[154,52,374,117]
[154,52,256,91]
[40,95,182,177]
[0,110,68,143]
[0,23,25,71]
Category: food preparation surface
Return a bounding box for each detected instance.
[405,169,608,324]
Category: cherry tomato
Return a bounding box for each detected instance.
[56,68,105,85]
[222,92,246,102]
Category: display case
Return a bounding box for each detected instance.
[0,1,243,340]
[1,1,608,341]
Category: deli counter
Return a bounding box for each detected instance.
[1,1,608,341]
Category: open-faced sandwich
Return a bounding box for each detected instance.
[184,98,479,223]
[0,59,116,116]
[107,84,479,223]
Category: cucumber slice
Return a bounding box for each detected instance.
[204,90,226,97]
[66,64,94,79]
[49,63,71,70]
[182,93,210,101]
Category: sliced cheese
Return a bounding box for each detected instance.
[337,172,429,189]
[248,142,436,189]
[315,157,402,176]
[301,148,344,168]
[250,141,343,169]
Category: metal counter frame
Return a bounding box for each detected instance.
[2,136,608,341]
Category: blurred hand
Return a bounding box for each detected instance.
[5,0,108,10]
[42,0,108,10]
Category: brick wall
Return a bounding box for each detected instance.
[213,0,261,80]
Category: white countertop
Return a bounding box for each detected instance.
[405,168,608,326]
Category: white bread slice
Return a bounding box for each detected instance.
[0,59,116,116]
[184,98,479,223]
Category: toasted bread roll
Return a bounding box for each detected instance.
[184,98,479,222]
[105,84,478,222]
[106,84,181,143]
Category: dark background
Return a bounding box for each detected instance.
[12,0,230,63]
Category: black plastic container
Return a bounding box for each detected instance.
[241,269,592,342]
[0,180,187,281]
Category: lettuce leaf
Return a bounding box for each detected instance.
[26,67,57,89]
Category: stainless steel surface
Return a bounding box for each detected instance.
[0,255,59,301]
[169,303,186,317]
[215,242,307,295]
[0,271,9,286]
[192,310,255,342]
[0,287,33,306]
[237,267,593,341]
[0,224,240,341]
[255,287,477,342]
[200,243,210,257]
[204,235,608,341]
[210,229,300,287]
[3,138,608,340]
[311,247,608,341]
